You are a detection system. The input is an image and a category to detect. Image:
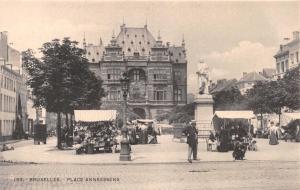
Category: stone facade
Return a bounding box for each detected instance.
[0,31,28,141]
[85,24,187,119]
[274,31,300,78]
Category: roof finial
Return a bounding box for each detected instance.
[145,17,148,28]
[182,34,185,48]
[158,30,161,41]
[83,32,86,48]
[112,30,115,39]
[99,37,103,46]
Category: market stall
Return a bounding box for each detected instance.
[128,119,159,144]
[281,112,300,142]
[73,110,119,154]
[212,111,256,152]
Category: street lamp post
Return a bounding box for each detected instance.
[119,72,131,161]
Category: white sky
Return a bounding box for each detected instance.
[0,0,299,94]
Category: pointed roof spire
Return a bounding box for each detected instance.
[83,32,86,48]
[182,34,185,48]
[111,30,117,46]
[99,37,103,46]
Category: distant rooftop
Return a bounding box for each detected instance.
[238,72,268,83]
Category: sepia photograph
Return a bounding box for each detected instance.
[0,0,299,189]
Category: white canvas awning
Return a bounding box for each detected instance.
[74,110,117,122]
[281,112,300,126]
[282,112,300,120]
[136,119,154,123]
[214,111,256,119]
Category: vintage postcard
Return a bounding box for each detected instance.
[0,0,299,189]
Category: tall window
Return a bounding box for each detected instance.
[153,70,167,80]
[174,89,182,102]
[174,71,181,81]
[154,90,166,100]
[296,52,299,63]
[133,70,140,81]
[281,62,285,73]
[107,69,121,80]
[109,88,120,100]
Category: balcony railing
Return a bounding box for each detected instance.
[150,56,169,62]
[103,55,123,61]
[127,56,148,61]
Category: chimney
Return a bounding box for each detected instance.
[280,44,284,51]
[243,72,247,77]
[293,31,299,40]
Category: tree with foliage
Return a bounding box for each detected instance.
[157,103,195,124]
[246,81,273,127]
[22,38,105,149]
[281,65,300,110]
[246,66,300,125]
[213,87,247,111]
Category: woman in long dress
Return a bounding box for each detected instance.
[269,122,279,145]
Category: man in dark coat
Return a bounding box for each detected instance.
[183,120,198,163]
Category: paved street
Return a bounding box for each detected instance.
[1,135,299,189]
[0,161,299,190]
[1,135,300,164]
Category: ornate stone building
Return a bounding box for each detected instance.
[274,31,300,78]
[85,24,187,119]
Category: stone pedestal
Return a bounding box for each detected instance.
[194,94,214,138]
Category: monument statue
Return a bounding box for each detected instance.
[194,60,214,138]
[196,61,210,95]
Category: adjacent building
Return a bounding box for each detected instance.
[85,24,187,119]
[274,31,300,78]
[0,31,28,141]
[236,72,268,95]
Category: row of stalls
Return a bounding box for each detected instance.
[211,110,300,152]
[281,112,300,142]
[73,110,119,154]
[127,119,160,145]
[212,111,256,152]
[73,110,161,154]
